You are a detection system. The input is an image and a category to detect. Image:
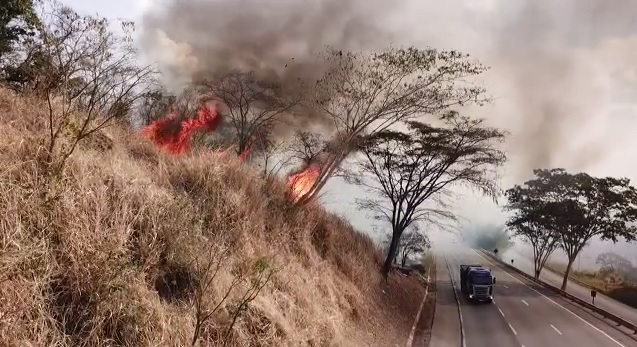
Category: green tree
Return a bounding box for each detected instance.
[358,115,506,279]
[0,0,39,58]
[510,168,637,290]
[505,185,562,279]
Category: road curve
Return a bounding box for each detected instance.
[430,235,637,347]
[506,250,637,326]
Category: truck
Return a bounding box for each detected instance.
[460,264,496,303]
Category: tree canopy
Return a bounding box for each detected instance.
[505,168,637,290]
[292,47,490,205]
[359,113,506,278]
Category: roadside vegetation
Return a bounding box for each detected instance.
[4,0,635,345]
[0,1,481,346]
[503,169,637,291]
[545,252,637,309]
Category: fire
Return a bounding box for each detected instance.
[140,100,321,204]
[287,165,321,203]
[140,103,222,155]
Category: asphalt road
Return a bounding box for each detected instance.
[430,236,637,347]
[506,250,637,326]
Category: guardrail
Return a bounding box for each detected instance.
[481,249,637,335]
[542,264,596,290]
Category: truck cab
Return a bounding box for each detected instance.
[460,265,496,303]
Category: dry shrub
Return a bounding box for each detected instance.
[0,88,425,347]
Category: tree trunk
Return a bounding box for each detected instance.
[383,232,402,279]
[401,252,407,267]
[561,257,576,291]
[533,252,541,280]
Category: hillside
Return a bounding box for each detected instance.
[0,88,429,346]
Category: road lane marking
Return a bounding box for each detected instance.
[406,271,430,347]
[503,284,509,289]
[444,255,466,347]
[472,249,627,347]
[508,323,518,335]
[550,324,563,335]
[521,299,529,306]
[498,307,506,318]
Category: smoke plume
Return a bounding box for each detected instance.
[462,223,513,254]
[479,0,637,182]
[140,0,401,90]
[139,0,637,184]
[140,0,408,138]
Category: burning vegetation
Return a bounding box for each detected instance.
[139,100,324,203]
[0,87,428,346]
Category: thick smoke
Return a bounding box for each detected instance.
[140,0,407,137]
[461,223,513,254]
[481,0,637,182]
[140,0,400,91]
[139,0,637,183]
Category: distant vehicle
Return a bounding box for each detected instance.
[460,264,496,303]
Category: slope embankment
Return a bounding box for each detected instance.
[0,88,427,347]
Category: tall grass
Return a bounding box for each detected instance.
[0,88,426,346]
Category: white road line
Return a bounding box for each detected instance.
[550,324,563,335]
[521,299,529,306]
[503,284,509,289]
[508,323,518,335]
[498,307,506,318]
[445,256,466,347]
[472,249,627,347]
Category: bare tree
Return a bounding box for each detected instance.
[190,243,277,347]
[136,88,176,126]
[32,2,155,176]
[195,71,302,158]
[397,228,431,267]
[359,115,506,278]
[293,47,489,205]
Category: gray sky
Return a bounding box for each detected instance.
[62,0,637,266]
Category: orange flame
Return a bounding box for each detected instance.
[287,165,321,203]
[140,103,222,155]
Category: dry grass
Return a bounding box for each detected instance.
[545,261,637,309]
[0,88,426,347]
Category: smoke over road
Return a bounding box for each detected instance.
[461,223,514,254]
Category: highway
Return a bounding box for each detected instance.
[506,250,637,326]
[430,236,637,347]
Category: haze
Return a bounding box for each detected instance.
[135,0,637,268]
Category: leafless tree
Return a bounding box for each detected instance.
[359,115,507,278]
[32,2,156,176]
[397,228,431,267]
[190,242,277,347]
[293,47,490,205]
[195,71,302,158]
[136,88,176,126]
[382,226,431,267]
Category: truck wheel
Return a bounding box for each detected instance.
[485,298,493,303]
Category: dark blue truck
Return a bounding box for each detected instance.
[460,264,496,303]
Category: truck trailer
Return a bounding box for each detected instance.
[460,264,496,303]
